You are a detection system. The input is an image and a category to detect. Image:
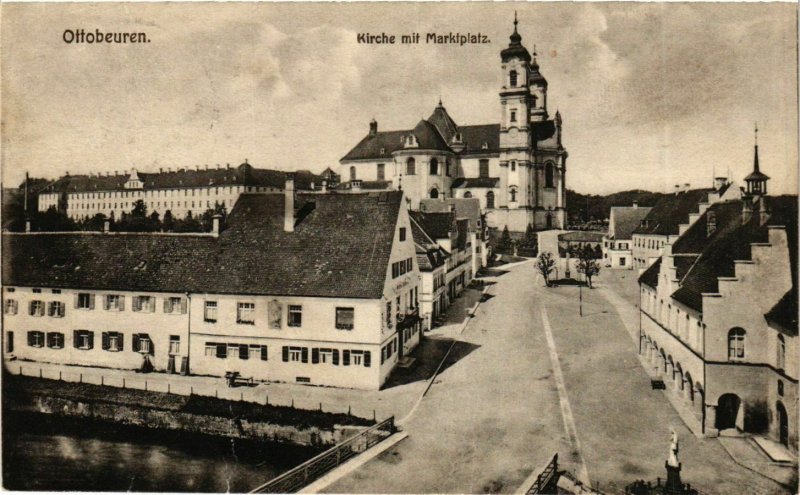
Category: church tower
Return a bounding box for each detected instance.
[498,13,535,232]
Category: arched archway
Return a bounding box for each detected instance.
[667,355,674,380]
[430,188,439,199]
[429,158,439,176]
[776,401,789,446]
[406,157,416,175]
[463,191,473,199]
[685,372,694,401]
[659,349,667,374]
[486,191,495,209]
[675,362,684,391]
[716,393,741,431]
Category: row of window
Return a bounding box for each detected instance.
[635,237,667,250]
[25,330,159,354]
[5,294,189,315]
[204,301,355,330]
[280,346,372,367]
[69,186,242,200]
[205,342,268,360]
[71,199,232,211]
[391,258,414,279]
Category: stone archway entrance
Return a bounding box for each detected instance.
[777,401,789,446]
[716,393,741,431]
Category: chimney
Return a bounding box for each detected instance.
[759,197,770,226]
[351,180,362,192]
[103,219,111,233]
[369,119,378,137]
[742,196,753,224]
[321,180,328,193]
[284,173,295,232]
[212,214,222,236]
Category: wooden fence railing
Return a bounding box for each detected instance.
[526,453,559,494]
[249,416,396,494]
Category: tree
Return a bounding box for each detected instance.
[174,210,202,233]
[576,245,601,288]
[79,213,107,231]
[498,225,512,252]
[536,252,556,287]
[200,202,228,232]
[163,210,175,231]
[524,223,537,248]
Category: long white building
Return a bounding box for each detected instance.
[4,179,422,390]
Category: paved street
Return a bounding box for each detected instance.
[324,263,791,494]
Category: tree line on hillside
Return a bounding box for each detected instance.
[566,189,666,228]
[5,199,228,233]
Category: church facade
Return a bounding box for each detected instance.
[339,18,567,233]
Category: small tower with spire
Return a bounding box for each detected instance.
[745,123,770,196]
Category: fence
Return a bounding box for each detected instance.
[249,416,396,493]
[525,454,559,494]
[10,363,379,421]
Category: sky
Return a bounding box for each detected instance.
[2,2,797,195]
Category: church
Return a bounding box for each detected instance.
[339,16,568,233]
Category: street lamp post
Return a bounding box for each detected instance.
[579,282,583,317]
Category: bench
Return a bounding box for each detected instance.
[225,372,254,388]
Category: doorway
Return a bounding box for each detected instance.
[777,401,789,446]
[716,393,741,431]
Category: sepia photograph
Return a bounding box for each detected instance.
[0,2,797,494]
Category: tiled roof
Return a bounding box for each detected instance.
[455,219,469,250]
[2,233,216,293]
[3,191,405,299]
[639,258,662,289]
[458,124,501,155]
[427,104,460,144]
[558,231,605,242]
[608,206,653,240]
[409,210,454,241]
[765,288,798,336]
[451,177,500,189]
[671,196,797,312]
[410,216,447,272]
[633,189,713,236]
[419,198,482,232]
[38,163,315,194]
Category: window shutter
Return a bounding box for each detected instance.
[181,298,187,314]
[332,349,339,365]
[217,344,226,359]
[119,297,125,311]
[364,351,371,368]
[119,333,125,351]
[240,344,248,360]
[87,331,94,349]
[343,350,351,366]
[104,297,109,310]
[132,334,140,352]
[301,348,308,363]
[260,346,268,361]
[12,300,17,314]
[74,294,80,309]
[102,332,110,350]
[163,298,170,313]
[312,348,319,364]
[73,330,80,348]
[29,301,34,316]
[58,303,65,317]
[89,294,95,310]
[282,346,289,362]
[27,332,34,346]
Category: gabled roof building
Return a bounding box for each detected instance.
[637,140,797,450]
[340,16,568,234]
[3,180,423,390]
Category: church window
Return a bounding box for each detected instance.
[479,159,489,178]
[350,166,356,181]
[430,188,439,199]
[464,191,472,199]
[728,328,746,361]
[511,161,516,171]
[377,163,385,181]
[545,163,555,188]
[510,187,518,202]
[510,110,517,123]
[509,70,518,87]
[486,191,495,209]
[406,158,416,175]
[430,158,439,176]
